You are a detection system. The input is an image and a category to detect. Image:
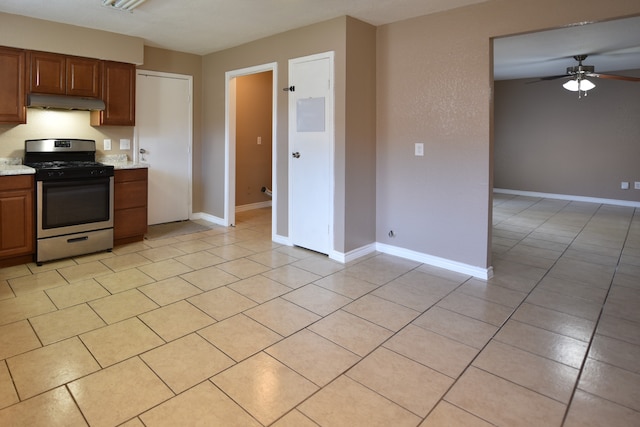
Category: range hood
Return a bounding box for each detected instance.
[27,94,105,111]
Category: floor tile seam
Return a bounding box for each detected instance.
[472,278,539,298]
[501,310,596,341]
[452,205,601,426]
[573,385,640,415]
[208,351,321,426]
[412,305,502,336]
[526,287,609,312]
[584,347,640,376]
[559,206,636,425]
[595,309,640,327]
[138,300,220,343]
[77,354,178,426]
[339,366,437,420]
[5,335,106,407]
[490,333,588,371]
[156,377,262,426]
[273,356,419,426]
[453,287,527,311]
[262,335,361,388]
[469,364,576,406]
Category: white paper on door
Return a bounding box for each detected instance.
[296,97,325,132]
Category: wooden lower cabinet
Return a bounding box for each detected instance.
[114,168,148,245]
[0,175,34,267]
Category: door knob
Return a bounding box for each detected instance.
[292,152,300,158]
[139,148,147,154]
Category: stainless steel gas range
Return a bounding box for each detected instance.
[24,139,115,265]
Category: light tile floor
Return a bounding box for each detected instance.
[0,195,639,426]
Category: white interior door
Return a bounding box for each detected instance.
[136,71,192,225]
[289,52,334,254]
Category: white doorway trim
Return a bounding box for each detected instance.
[134,69,193,221]
[224,62,278,236]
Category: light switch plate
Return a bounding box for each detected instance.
[635,182,640,190]
[119,139,131,150]
[103,139,111,151]
[415,143,424,157]
[621,181,630,190]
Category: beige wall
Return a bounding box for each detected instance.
[376,0,640,269]
[0,109,133,159]
[235,71,273,207]
[494,70,640,201]
[0,12,143,64]
[344,17,377,252]
[201,16,377,253]
[201,17,349,243]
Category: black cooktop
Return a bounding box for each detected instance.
[24,138,114,180]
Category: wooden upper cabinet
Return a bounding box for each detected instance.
[66,56,101,98]
[0,47,26,124]
[29,51,66,94]
[91,60,136,126]
[29,51,101,98]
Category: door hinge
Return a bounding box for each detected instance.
[283,86,295,92]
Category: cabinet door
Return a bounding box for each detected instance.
[0,47,26,124]
[0,187,34,259]
[92,61,136,126]
[66,56,101,98]
[29,51,66,95]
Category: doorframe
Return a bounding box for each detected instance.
[134,69,194,221]
[224,62,278,235]
[287,51,335,255]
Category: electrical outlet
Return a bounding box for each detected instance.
[635,182,640,190]
[103,139,111,151]
[257,136,262,145]
[119,139,131,150]
[621,181,630,190]
[414,143,424,157]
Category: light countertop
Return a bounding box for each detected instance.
[0,158,35,176]
[0,164,35,176]
[98,154,149,170]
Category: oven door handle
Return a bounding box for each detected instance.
[67,236,89,243]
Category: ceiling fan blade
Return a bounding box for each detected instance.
[526,74,570,83]
[539,74,570,81]
[590,73,640,82]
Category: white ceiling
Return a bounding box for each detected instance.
[494,15,640,80]
[0,0,638,80]
[0,0,488,55]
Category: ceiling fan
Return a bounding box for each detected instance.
[535,55,640,97]
[540,55,640,82]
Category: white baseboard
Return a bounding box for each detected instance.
[190,212,226,226]
[376,242,493,280]
[190,212,492,280]
[273,234,291,246]
[329,243,377,263]
[235,200,272,213]
[494,188,640,208]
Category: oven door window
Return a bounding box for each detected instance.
[42,178,111,229]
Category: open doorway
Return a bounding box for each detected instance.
[224,63,278,237]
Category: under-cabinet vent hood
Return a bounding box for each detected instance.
[27,94,106,111]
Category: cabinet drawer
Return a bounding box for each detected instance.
[0,175,33,191]
[115,180,147,209]
[114,207,147,239]
[114,168,147,183]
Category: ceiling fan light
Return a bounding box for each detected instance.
[579,79,595,91]
[563,79,580,91]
